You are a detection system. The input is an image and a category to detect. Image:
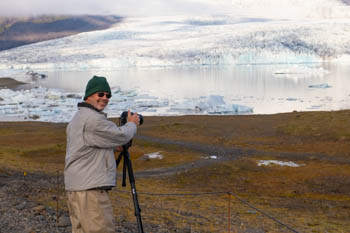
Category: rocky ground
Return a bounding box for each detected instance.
[0,171,72,233]
[0,166,265,233]
[0,170,156,233]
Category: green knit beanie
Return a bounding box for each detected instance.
[84,75,111,100]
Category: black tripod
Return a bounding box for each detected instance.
[116,140,144,233]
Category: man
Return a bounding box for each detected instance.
[64,75,140,233]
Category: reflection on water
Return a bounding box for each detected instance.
[35,63,350,114]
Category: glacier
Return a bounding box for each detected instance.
[1,18,350,70]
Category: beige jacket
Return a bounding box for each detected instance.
[64,103,137,191]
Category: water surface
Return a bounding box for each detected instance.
[38,63,350,114]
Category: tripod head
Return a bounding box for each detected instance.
[123,139,133,149]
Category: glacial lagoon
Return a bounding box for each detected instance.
[1,62,349,122]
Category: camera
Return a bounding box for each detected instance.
[119,111,144,126]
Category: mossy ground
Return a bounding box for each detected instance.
[1,111,349,232]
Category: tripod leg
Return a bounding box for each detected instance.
[115,152,123,167]
[122,152,127,187]
[125,150,144,233]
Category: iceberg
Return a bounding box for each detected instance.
[308,84,332,88]
[273,65,330,77]
[0,85,254,122]
[168,95,253,115]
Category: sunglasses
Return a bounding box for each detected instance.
[97,92,111,99]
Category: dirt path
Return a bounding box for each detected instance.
[133,134,350,177]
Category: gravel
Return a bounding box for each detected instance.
[0,172,214,233]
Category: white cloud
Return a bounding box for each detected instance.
[0,0,117,16]
[0,0,226,17]
[1,0,349,18]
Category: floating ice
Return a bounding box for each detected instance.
[257,160,305,167]
[231,104,253,114]
[308,84,332,88]
[207,95,225,106]
[273,65,330,77]
[168,95,253,115]
[0,83,255,122]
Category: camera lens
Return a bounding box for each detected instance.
[119,111,143,126]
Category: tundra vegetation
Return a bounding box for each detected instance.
[0,111,349,232]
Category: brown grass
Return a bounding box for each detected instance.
[1,111,350,232]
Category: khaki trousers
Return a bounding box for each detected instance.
[66,190,115,233]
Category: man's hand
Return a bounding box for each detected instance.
[115,146,123,152]
[127,110,140,126]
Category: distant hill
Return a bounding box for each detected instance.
[0,15,122,51]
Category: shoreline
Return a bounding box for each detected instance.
[0,77,27,89]
[0,108,348,123]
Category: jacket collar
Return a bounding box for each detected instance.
[78,102,101,112]
[78,102,108,117]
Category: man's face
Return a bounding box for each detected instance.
[86,92,111,111]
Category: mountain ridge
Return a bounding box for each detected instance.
[0,15,122,51]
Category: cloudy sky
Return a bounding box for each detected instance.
[0,0,229,17]
[1,0,347,18]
